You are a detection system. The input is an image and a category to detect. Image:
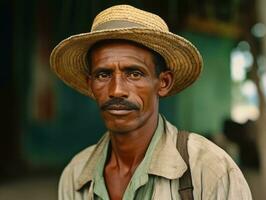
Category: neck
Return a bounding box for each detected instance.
[108,113,159,172]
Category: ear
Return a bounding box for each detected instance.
[157,70,174,97]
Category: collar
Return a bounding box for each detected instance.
[74,115,187,191]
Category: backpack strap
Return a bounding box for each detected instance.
[176,130,194,200]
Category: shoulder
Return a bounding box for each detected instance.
[188,133,238,175]
[61,144,97,181]
[187,133,252,199]
[163,118,239,174]
[60,144,96,180]
[69,144,97,167]
[164,118,240,178]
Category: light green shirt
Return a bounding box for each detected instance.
[93,116,164,200]
[58,115,252,200]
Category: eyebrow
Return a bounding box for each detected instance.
[91,67,113,75]
[123,65,146,71]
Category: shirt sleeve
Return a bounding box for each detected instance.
[207,168,253,200]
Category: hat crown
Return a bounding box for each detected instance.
[91,5,169,32]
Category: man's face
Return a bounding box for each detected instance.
[88,41,167,133]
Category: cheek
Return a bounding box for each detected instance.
[91,81,108,99]
[143,92,158,111]
[129,82,158,110]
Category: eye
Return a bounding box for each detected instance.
[94,71,111,81]
[127,70,144,80]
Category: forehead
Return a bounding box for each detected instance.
[89,40,156,66]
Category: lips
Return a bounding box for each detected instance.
[107,109,133,115]
[104,105,133,116]
[107,105,133,110]
[105,104,134,115]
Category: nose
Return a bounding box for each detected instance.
[109,73,129,98]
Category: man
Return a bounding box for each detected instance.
[50,5,252,200]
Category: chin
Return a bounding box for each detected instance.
[105,118,138,134]
[101,111,137,131]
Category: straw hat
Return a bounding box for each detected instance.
[50,5,203,98]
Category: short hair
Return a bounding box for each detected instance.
[86,39,168,77]
[152,50,168,76]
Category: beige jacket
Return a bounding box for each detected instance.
[58,118,252,200]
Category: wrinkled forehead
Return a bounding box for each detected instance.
[86,39,157,69]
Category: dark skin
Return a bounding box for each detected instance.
[87,41,174,200]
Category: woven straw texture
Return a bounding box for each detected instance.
[50,5,203,98]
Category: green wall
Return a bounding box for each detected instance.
[176,32,234,135]
[24,81,106,168]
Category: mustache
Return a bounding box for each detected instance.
[100,97,139,111]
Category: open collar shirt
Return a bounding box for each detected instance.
[58,115,252,200]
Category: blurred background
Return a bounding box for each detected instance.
[1,0,266,199]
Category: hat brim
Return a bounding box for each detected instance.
[50,28,203,98]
